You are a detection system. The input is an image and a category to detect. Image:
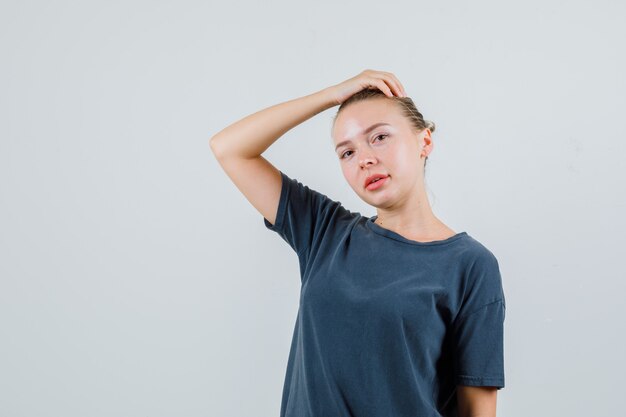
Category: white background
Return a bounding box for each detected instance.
[1,1,624,416]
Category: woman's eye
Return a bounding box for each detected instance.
[340,135,387,159]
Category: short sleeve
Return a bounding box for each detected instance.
[263,170,341,264]
[452,250,506,389]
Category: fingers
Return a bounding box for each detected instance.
[385,71,407,97]
[334,69,405,104]
[363,69,406,98]
[375,79,394,98]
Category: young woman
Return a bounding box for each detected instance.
[210,69,506,417]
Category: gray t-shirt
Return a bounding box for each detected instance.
[263,170,506,417]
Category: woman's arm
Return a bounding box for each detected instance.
[209,87,337,160]
[456,385,498,417]
[209,69,405,160]
[208,87,339,226]
[208,70,406,225]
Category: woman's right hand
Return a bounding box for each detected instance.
[327,69,407,106]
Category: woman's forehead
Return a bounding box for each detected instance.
[333,99,403,140]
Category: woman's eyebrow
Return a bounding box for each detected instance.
[334,122,391,151]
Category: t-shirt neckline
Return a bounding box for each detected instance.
[366,215,468,246]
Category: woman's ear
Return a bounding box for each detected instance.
[419,129,433,158]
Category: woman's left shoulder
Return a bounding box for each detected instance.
[454,235,503,291]
[456,233,500,264]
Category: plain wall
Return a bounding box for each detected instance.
[1,0,624,416]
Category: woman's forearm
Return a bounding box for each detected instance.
[209,87,338,160]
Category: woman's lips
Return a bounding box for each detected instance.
[365,176,388,191]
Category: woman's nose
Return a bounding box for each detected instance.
[359,153,377,168]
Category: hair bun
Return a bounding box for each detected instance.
[424,120,436,133]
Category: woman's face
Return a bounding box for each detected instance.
[331,98,432,208]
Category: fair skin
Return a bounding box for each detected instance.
[210,69,498,417]
[332,96,456,242]
[457,386,498,417]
